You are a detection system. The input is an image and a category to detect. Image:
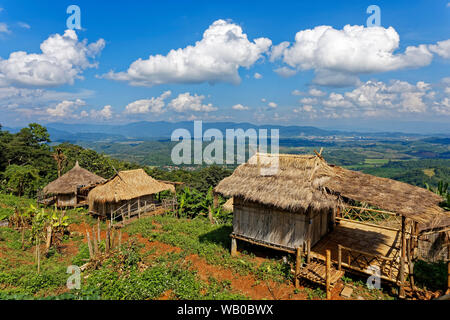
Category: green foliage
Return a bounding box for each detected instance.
[425,180,450,210]
[3,165,40,197]
[414,260,448,291]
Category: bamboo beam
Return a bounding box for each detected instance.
[326,250,331,300]
[399,216,406,299]
[338,245,342,271]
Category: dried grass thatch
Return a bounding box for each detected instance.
[43,161,106,195]
[88,168,175,204]
[215,153,450,227]
[215,153,338,212]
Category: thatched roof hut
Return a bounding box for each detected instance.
[43,161,105,195]
[215,153,450,229]
[88,169,175,205]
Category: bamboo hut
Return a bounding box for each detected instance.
[214,153,450,295]
[42,161,106,208]
[88,169,175,218]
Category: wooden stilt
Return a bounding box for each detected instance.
[338,245,342,271]
[306,239,311,265]
[399,216,406,299]
[408,226,415,291]
[231,237,237,256]
[325,250,331,300]
[295,246,302,288]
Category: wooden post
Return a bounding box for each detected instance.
[447,232,450,294]
[45,225,52,253]
[92,226,98,256]
[407,227,415,291]
[231,237,237,256]
[106,221,111,254]
[306,239,311,265]
[86,231,94,259]
[118,230,122,249]
[138,197,141,219]
[97,218,101,243]
[111,228,116,250]
[295,246,302,288]
[326,249,331,300]
[338,245,342,271]
[399,216,406,298]
[128,202,131,220]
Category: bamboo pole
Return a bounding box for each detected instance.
[295,246,302,288]
[399,216,406,298]
[447,232,450,293]
[338,245,342,271]
[86,231,94,259]
[231,237,237,256]
[118,230,122,249]
[97,218,101,243]
[326,250,331,300]
[306,239,311,265]
[408,226,415,291]
[92,226,98,256]
[106,221,111,254]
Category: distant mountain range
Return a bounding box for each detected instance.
[2,121,430,142]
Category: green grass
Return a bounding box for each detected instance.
[125,215,292,283]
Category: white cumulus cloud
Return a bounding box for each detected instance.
[103,19,271,86]
[0,29,105,87]
[168,92,217,112]
[124,90,172,114]
[46,99,86,118]
[232,103,249,110]
[271,25,438,86]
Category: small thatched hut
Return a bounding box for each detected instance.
[43,161,106,208]
[88,169,175,217]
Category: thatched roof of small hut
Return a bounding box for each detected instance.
[88,169,175,204]
[214,153,450,228]
[43,161,106,195]
[223,198,234,212]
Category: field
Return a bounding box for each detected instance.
[0,194,399,300]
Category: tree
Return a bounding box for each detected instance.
[3,164,40,196]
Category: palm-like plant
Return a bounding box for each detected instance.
[425,181,450,211]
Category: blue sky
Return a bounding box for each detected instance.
[0,0,449,133]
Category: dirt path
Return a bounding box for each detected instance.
[69,221,346,300]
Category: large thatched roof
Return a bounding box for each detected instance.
[214,153,450,227]
[43,161,106,195]
[88,169,175,204]
[215,153,338,212]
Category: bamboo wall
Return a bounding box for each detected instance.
[417,231,449,263]
[56,194,77,207]
[233,196,333,250]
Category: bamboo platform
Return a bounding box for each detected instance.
[311,220,403,282]
[297,260,344,287]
